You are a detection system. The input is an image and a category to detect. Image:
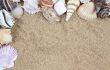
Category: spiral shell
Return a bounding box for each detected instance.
[77,2,97,20]
[66,0,80,21]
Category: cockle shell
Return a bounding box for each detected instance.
[41,0,53,7]
[0,9,15,28]
[0,29,12,45]
[80,0,91,3]
[0,44,17,70]
[54,0,67,15]
[66,0,80,21]
[23,0,40,14]
[41,6,60,24]
[77,2,97,20]
[11,6,24,19]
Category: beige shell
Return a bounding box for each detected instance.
[66,0,80,21]
[77,2,97,21]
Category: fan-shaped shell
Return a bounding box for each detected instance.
[80,0,91,3]
[0,44,17,69]
[0,29,12,45]
[77,2,97,20]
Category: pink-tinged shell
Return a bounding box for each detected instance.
[80,0,91,3]
[0,44,17,69]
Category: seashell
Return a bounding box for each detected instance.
[0,0,18,12]
[23,0,40,14]
[0,9,15,28]
[13,0,20,2]
[0,44,17,70]
[0,29,12,45]
[54,0,67,15]
[77,2,97,20]
[41,6,60,24]
[11,6,24,19]
[80,0,91,3]
[66,0,80,21]
[41,0,53,7]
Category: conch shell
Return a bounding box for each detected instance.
[77,2,97,20]
[66,0,80,21]
[41,6,60,24]
[0,29,12,45]
[41,0,53,7]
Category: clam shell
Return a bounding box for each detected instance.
[0,29,12,45]
[0,44,17,69]
[77,2,97,20]
[42,6,60,24]
[66,0,80,21]
[23,0,40,14]
[80,0,91,3]
[41,0,53,7]
[54,0,67,15]
[0,9,14,28]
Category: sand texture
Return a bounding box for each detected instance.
[8,13,110,70]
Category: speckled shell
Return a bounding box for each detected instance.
[41,6,60,24]
[77,2,97,20]
[0,29,12,45]
[80,0,91,3]
[66,0,80,21]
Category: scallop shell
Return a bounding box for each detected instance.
[77,2,97,20]
[80,0,91,3]
[0,44,17,70]
[54,0,67,15]
[23,0,40,14]
[41,6,60,24]
[41,0,53,7]
[66,0,80,21]
[0,9,15,28]
[0,29,12,45]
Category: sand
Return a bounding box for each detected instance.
[9,12,110,70]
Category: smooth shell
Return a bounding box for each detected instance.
[77,2,97,20]
[0,44,17,69]
[0,29,12,45]
[80,0,91,3]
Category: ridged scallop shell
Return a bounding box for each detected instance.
[41,0,53,7]
[0,44,17,70]
[80,0,91,3]
[0,9,14,28]
[23,0,40,14]
[0,29,12,45]
[77,2,97,20]
[54,0,67,15]
[42,6,60,24]
[66,0,80,21]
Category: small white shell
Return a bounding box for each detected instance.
[0,44,17,70]
[54,0,67,15]
[77,2,97,21]
[23,0,40,14]
[0,9,15,28]
[80,0,91,3]
[0,29,12,45]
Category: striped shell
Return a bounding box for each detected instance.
[0,29,12,45]
[0,44,17,69]
[0,0,18,12]
[77,2,97,20]
[80,0,91,3]
[66,0,80,21]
